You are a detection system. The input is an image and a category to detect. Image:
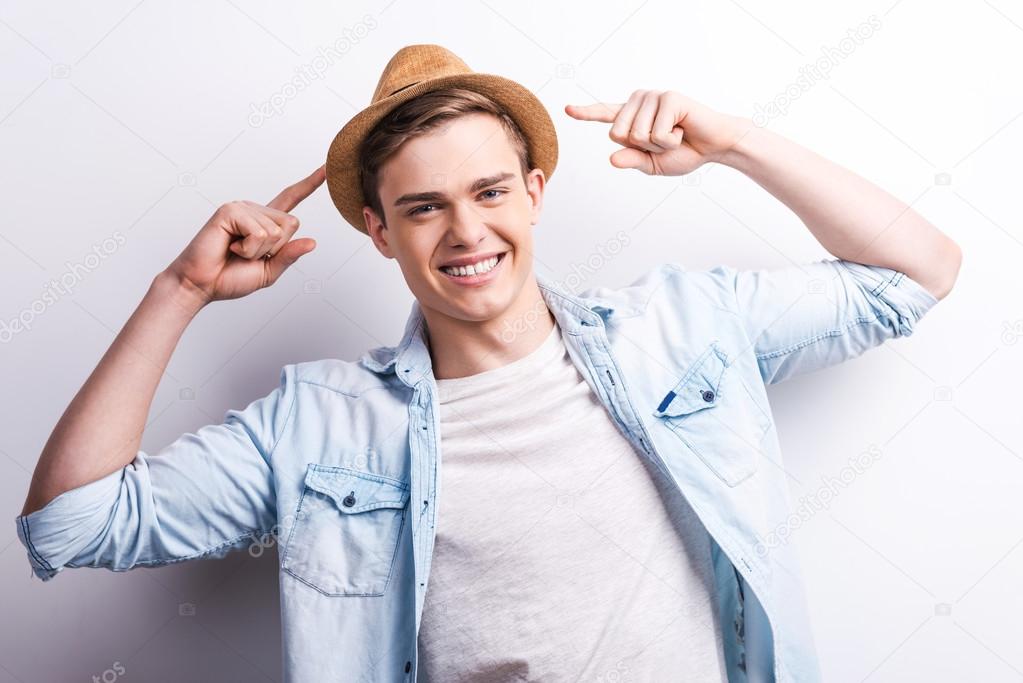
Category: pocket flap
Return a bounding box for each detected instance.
[302,465,410,514]
[653,343,728,417]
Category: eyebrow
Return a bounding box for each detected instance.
[393,172,516,207]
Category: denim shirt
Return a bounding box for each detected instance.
[14,258,939,682]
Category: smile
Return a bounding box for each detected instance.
[438,251,508,286]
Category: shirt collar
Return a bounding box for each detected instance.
[356,270,633,382]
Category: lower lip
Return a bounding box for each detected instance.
[438,252,508,287]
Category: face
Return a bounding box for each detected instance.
[364,112,545,325]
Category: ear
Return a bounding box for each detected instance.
[364,206,395,258]
[525,168,546,226]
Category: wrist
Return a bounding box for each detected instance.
[717,115,761,171]
[152,269,210,318]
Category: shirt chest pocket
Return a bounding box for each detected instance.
[652,342,771,487]
[281,464,410,597]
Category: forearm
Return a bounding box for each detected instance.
[20,270,207,516]
[719,120,962,299]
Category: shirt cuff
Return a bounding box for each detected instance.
[835,260,940,337]
[14,466,125,581]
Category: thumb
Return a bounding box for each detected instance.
[267,237,316,280]
[610,147,654,174]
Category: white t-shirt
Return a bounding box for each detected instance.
[417,319,729,681]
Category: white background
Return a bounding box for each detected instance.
[1,0,1019,680]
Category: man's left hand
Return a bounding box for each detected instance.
[565,91,751,177]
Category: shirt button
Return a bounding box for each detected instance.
[405,661,412,673]
[342,492,356,507]
[701,389,715,402]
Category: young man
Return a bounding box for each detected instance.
[16,44,960,682]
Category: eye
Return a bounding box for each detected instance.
[408,203,438,216]
[408,189,506,217]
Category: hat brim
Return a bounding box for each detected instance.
[325,73,558,235]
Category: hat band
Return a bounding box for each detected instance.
[387,81,419,97]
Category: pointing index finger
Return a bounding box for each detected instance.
[267,164,326,212]
[564,102,623,123]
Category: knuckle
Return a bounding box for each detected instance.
[221,201,246,218]
[285,214,300,230]
[669,91,691,109]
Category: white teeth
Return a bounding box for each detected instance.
[441,254,501,277]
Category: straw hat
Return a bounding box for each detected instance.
[324,43,559,235]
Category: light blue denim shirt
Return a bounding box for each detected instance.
[14,257,940,682]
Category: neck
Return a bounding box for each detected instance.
[422,274,555,380]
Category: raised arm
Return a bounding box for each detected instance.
[565,91,962,300]
[20,166,324,517]
[717,123,962,300]
[19,269,201,517]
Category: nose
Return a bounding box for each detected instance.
[445,199,488,247]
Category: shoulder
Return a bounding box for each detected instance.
[281,355,397,397]
[575,261,741,318]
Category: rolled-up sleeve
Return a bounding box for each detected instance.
[721,258,940,385]
[14,363,297,581]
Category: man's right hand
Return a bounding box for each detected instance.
[164,165,326,306]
